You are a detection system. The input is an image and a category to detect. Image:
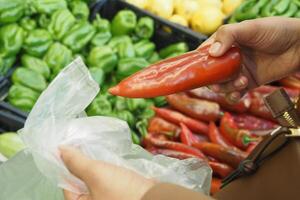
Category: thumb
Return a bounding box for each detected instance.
[60,146,95,184]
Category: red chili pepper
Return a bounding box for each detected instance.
[149,148,199,160]
[220,112,255,149]
[209,161,233,178]
[193,142,247,168]
[246,142,258,155]
[189,87,251,113]
[109,46,241,98]
[211,178,222,195]
[193,133,210,143]
[152,106,209,135]
[166,93,221,122]
[248,91,274,120]
[148,117,180,137]
[232,114,278,130]
[279,76,300,90]
[145,134,207,159]
[252,85,299,99]
[209,122,233,148]
[179,123,198,146]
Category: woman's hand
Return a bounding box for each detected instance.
[203,17,300,103]
[60,146,155,200]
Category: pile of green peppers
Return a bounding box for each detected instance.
[230,0,300,23]
[2,0,189,144]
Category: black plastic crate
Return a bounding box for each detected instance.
[91,0,207,50]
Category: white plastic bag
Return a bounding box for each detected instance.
[0,57,212,199]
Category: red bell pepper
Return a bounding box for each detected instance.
[193,142,247,168]
[211,178,222,195]
[179,123,198,146]
[209,122,233,148]
[109,46,241,98]
[149,148,201,160]
[232,114,278,130]
[209,161,233,178]
[189,87,251,113]
[145,134,207,159]
[279,76,300,90]
[166,93,221,122]
[220,112,255,149]
[152,107,209,135]
[148,117,180,137]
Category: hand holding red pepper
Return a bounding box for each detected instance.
[205,17,300,103]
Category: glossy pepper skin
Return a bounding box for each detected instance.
[0,0,25,24]
[87,46,118,73]
[12,68,47,92]
[33,0,67,14]
[193,142,247,168]
[189,87,251,113]
[148,117,180,137]
[209,122,233,149]
[232,114,278,131]
[220,112,253,150]
[89,67,105,86]
[133,40,155,59]
[23,29,53,58]
[0,23,24,57]
[166,93,221,122]
[111,10,137,36]
[116,58,149,80]
[180,123,198,146]
[8,84,40,112]
[38,14,51,29]
[69,0,89,20]
[86,95,112,116]
[91,14,111,47]
[0,56,16,75]
[43,42,72,78]
[109,45,241,98]
[159,42,189,59]
[62,21,96,52]
[21,54,50,80]
[134,17,154,39]
[145,134,207,159]
[20,17,37,32]
[117,42,136,59]
[209,161,233,178]
[149,148,199,160]
[148,51,161,64]
[152,107,209,135]
[48,9,76,41]
[108,36,132,52]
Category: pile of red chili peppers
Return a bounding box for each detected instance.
[142,86,299,195]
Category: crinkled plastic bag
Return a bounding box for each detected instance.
[0,58,212,199]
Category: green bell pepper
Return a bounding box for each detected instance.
[91,31,112,47]
[20,17,37,32]
[234,0,260,21]
[148,51,161,64]
[115,110,135,127]
[12,67,47,92]
[134,40,155,59]
[69,0,89,20]
[153,96,167,107]
[23,29,53,58]
[8,97,36,112]
[274,0,291,14]
[21,54,50,80]
[166,51,184,58]
[131,131,140,145]
[38,14,51,29]
[294,0,300,6]
[138,108,155,120]
[0,0,25,24]
[91,14,112,47]
[0,23,24,57]
[280,2,298,17]
[117,42,136,59]
[8,84,40,103]
[108,35,132,52]
[296,10,300,18]
[111,10,137,36]
[136,119,148,138]
[135,17,154,39]
[33,0,67,14]
[89,67,105,85]
[261,0,280,17]
[114,96,127,111]
[93,14,111,32]
[116,57,149,79]
[0,56,16,76]
[126,98,148,112]
[87,46,118,73]
[44,42,72,77]
[86,96,112,116]
[158,42,188,59]
[63,22,96,52]
[48,9,76,41]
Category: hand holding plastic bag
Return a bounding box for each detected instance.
[0,58,211,199]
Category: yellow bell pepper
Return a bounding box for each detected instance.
[126,0,149,9]
[222,0,243,15]
[147,0,174,19]
[169,14,188,26]
[174,0,200,21]
[198,0,223,9]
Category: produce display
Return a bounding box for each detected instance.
[0,132,24,159]
[126,0,244,35]
[2,0,189,145]
[230,0,300,23]
[141,86,299,194]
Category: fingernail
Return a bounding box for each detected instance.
[234,77,248,88]
[209,42,221,55]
